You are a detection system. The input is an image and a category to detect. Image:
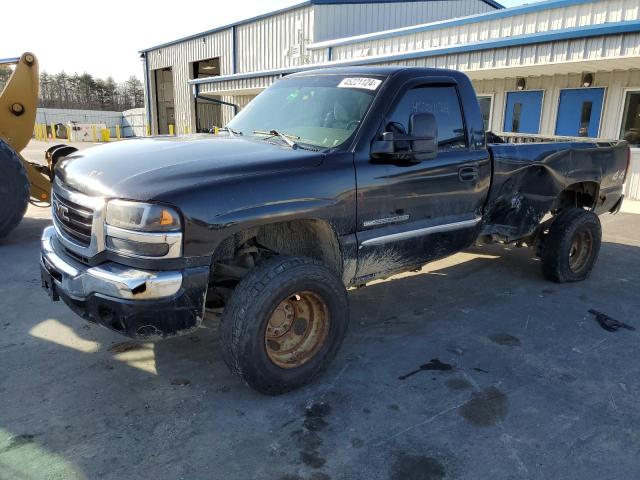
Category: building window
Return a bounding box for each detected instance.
[192,58,220,79]
[511,103,522,132]
[477,95,493,131]
[620,91,640,147]
[579,101,593,137]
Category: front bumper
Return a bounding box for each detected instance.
[40,226,209,339]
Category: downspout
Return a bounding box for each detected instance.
[193,84,239,118]
[141,52,152,135]
[231,25,238,74]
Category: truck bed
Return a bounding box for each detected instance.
[482,140,629,241]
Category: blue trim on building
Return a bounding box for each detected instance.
[0,57,20,65]
[138,0,502,53]
[307,0,597,49]
[189,20,640,86]
[313,0,502,6]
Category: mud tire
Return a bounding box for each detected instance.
[541,208,601,283]
[0,140,30,240]
[219,255,349,395]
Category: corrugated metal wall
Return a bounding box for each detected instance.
[626,149,640,200]
[122,108,147,137]
[313,0,494,42]
[145,5,314,133]
[146,28,233,134]
[325,0,640,61]
[236,5,314,73]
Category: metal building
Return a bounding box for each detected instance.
[140,0,501,135]
[140,0,640,198]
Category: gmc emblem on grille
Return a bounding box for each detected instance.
[55,201,70,222]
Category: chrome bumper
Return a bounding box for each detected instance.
[40,226,183,301]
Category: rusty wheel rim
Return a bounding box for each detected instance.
[265,291,330,369]
[568,230,593,273]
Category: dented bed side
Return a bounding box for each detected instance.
[482,141,629,242]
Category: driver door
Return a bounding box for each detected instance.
[354,83,490,281]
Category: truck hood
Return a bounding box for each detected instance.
[56,135,324,200]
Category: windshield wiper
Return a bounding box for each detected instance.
[218,126,242,137]
[253,129,299,149]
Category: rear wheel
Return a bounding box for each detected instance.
[219,255,349,395]
[0,140,30,239]
[541,208,601,283]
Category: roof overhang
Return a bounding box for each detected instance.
[189,20,640,88]
[465,56,640,80]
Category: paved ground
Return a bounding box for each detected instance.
[1,143,640,480]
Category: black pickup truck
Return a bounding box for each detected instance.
[40,67,630,394]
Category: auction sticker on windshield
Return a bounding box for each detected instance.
[337,77,382,91]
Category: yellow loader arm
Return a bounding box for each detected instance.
[0,52,51,202]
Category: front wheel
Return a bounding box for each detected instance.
[541,208,602,283]
[219,255,349,395]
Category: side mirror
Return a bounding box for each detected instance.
[408,112,437,161]
[370,113,438,163]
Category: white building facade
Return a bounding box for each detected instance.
[140,0,640,198]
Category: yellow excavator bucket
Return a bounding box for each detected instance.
[0,52,39,152]
[0,52,52,203]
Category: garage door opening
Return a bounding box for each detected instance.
[154,68,175,135]
[192,58,221,132]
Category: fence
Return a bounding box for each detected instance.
[34,107,149,140]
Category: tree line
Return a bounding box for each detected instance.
[39,72,144,111]
[0,65,144,112]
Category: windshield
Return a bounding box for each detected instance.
[227,75,383,149]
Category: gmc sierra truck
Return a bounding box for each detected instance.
[40,67,630,394]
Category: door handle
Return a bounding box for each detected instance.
[458,166,479,182]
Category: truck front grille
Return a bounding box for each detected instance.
[53,192,94,247]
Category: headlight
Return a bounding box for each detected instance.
[105,200,182,259]
[106,200,181,232]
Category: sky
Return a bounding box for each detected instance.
[1,0,529,83]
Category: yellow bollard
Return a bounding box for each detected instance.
[169,124,175,136]
[91,125,97,142]
[66,125,72,141]
[116,125,121,140]
[146,124,151,137]
[42,124,49,141]
[51,123,57,140]
[101,129,110,142]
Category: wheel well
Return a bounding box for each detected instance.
[554,182,599,211]
[206,220,343,308]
